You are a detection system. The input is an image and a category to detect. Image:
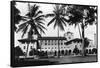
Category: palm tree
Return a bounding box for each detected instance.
[11,1,22,31]
[66,5,97,56]
[45,5,68,57]
[17,3,46,57]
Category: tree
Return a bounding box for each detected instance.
[17,3,46,57]
[15,46,24,58]
[66,5,97,56]
[45,5,68,57]
[11,1,22,31]
[73,45,79,55]
[29,48,38,56]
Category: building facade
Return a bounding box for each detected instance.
[18,32,97,56]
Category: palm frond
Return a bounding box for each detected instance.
[16,22,28,33]
[37,24,47,30]
[18,21,28,28]
[37,26,46,34]
[35,20,45,25]
[45,14,55,18]
[47,17,55,26]
[62,17,69,23]
[26,4,39,17]
[21,24,29,38]
[57,18,64,31]
[60,17,67,26]
[54,20,58,29]
[34,11,43,17]
[35,15,45,21]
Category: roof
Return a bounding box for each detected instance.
[64,31,73,36]
[18,38,37,43]
[64,38,82,45]
[64,38,91,45]
[38,37,66,40]
[66,31,73,34]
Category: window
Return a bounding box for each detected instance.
[48,47,50,49]
[69,36,71,39]
[48,40,50,45]
[54,40,56,45]
[24,46,26,49]
[50,40,52,45]
[45,47,47,49]
[58,40,61,45]
[30,46,32,49]
[56,40,58,45]
[51,40,53,45]
[61,40,63,45]
[45,40,47,45]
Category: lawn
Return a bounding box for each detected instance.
[12,55,97,67]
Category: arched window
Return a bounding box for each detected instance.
[48,47,50,49]
[45,40,47,45]
[51,40,53,45]
[89,49,92,54]
[48,40,50,45]
[45,47,47,49]
[61,40,63,45]
[55,40,57,45]
[56,40,58,45]
[30,46,32,49]
[24,46,26,49]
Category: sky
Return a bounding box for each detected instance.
[14,2,97,46]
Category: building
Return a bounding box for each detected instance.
[18,32,97,57]
[38,37,66,52]
[64,31,74,41]
[94,33,97,48]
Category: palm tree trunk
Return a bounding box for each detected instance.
[58,26,60,58]
[81,18,85,56]
[40,30,42,52]
[25,43,29,58]
[78,24,82,38]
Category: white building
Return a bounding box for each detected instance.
[18,32,97,56]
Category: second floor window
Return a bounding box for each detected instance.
[48,40,50,45]
[61,40,63,45]
[45,40,47,45]
[51,40,53,45]
[24,46,26,49]
[30,46,32,49]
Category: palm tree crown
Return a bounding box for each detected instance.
[12,1,22,31]
[16,4,46,38]
[67,5,97,27]
[46,5,68,31]
[66,5,97,56]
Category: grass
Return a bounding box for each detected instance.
[12,55,97,67]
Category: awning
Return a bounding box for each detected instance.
[18,38,37,44]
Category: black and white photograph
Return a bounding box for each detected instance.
[11,0,98,67]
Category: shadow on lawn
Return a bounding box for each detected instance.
[12,58,59,67]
